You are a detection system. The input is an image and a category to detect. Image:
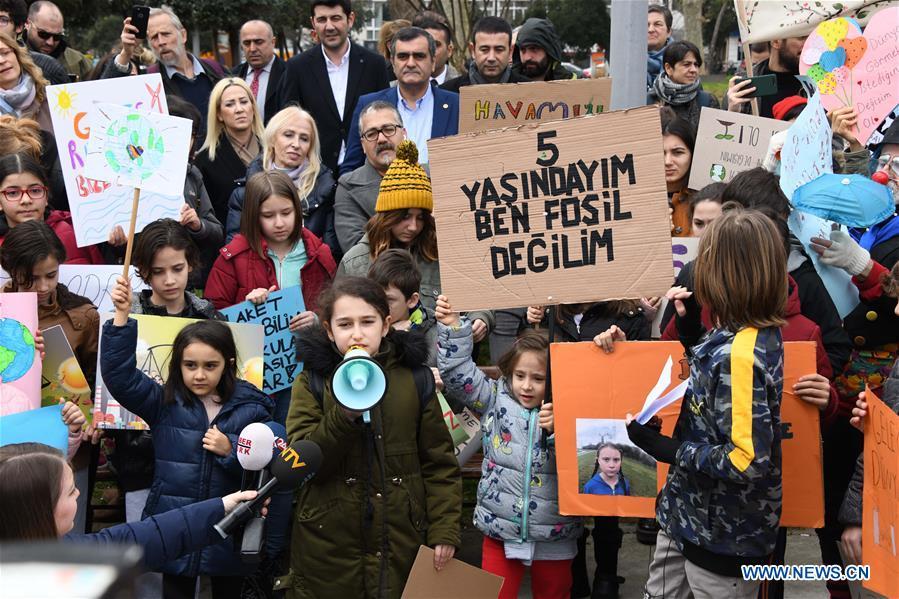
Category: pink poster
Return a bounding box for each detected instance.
[0,293,41,415]
[799,7,899,145]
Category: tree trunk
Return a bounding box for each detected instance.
[708,1,729,73]
[681,0,703,67]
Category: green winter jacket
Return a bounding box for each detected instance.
[284,326,461,598]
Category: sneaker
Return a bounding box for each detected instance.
[635,518,659,545]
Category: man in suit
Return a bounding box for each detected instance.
[341,27,458,176]
[411,11,458,85]
[277,0,389,175]
[233,20,284,123]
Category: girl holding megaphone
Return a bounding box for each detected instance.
[285,276,460,598]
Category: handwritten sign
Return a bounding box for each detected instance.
[788,209,860,318]
[799,7,899,145]
[95,314,265,429]
[736,0,897,44]
[0,293,40,415]
[41,325,92,424]
[221,287,304,394]
[688,108,790,190]
[60,265,147,313]
[47,75,183,247]
[429,106,673,312]
[552,341,824,527]
[862,385,898,597]
[780,91,833,200]
[458,78,612,133]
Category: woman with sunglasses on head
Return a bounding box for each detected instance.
[0,31,51,132]
[0,153,102,263]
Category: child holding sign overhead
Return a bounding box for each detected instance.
[599,207,787,598]
[435,298,582,599]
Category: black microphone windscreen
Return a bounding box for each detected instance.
[270,440,323,489]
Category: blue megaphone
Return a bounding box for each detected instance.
[331,347,387,423]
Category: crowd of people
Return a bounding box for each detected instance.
[0,1,898,599]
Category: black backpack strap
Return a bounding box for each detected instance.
[410,365,436,424]
[309,370,326,408]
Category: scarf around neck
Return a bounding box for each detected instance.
[652,72,701,106]
[468,61,512,86]
[0,74,36,116]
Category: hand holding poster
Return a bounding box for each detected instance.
[552,341,824,527]
[0,293,41,415]
[221,287,305,394]
[688,108,790,190]
[429,106,673,312]
[458,78,612,133]
[862,385,898,598]
[47,75,183,247]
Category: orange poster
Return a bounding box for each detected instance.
[862,385,898,598]
[552,340,823,528]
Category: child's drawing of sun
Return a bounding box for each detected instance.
[52,86,77,118]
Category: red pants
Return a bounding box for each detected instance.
[481,536,573,599]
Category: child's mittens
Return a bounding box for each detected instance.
[626,420,680,464]
[812,230,870,276]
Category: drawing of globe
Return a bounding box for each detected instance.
[104,113,165,181]
[0,318,36,384]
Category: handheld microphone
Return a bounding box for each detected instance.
[240,422,290,562]
[215,440,323,539]
[237,422,276,490]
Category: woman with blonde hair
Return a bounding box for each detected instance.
[0,32,50,131]
[195,78,265,225]
[225,105,338,256]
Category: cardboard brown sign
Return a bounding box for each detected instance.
[428,105,673,312]
[458,78,613,133]
[401,546,503,599]
[687,107,791,191]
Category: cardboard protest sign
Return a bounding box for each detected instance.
[0,404,68,454]
[799,7,899,145]
[0,293,41,415]
[788,210,860,318]
[651,237,700,338]
[84,103,192,193]
[221,287,305,394]
[429,106,673,312]
[59,265,147,313]
[94,314,265,429]
[437,392,481,465]
[688,108,790,190]
[402,545,503,599]
[47,75,183,247]
[41,325,92,424]
[735,0,897,44]
[553,341,824,527]
[780,91,833,200]
[862,385,898,598]
[458,78,612,133]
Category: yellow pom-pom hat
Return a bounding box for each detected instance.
[374,140,433,213]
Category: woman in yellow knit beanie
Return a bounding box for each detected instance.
[337,140,494,337]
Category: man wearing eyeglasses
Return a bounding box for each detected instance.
[24,1,91,81]
[334,101,408,252]
[0,0,67,85]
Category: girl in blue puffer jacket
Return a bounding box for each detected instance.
[435,295,582,599]
[101,277,273,599]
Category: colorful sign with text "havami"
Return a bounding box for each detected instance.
[48,75,183,247]
[428,105,672,312]
[458,78,612,133]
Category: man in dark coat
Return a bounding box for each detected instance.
[277,0,389,176]
[233,19,284,124]
[441,15,530,93]
[511,18,576,82]
[0,0,67,84]
[24,1,91,80]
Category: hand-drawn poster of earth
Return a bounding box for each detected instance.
[0,318,35,383]
[103,112,166,183]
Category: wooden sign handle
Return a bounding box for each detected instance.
[121,187,141,278]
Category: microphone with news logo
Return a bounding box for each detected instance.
[237,422,276,491]
[215,439,323,539]
[239,422,289,561]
